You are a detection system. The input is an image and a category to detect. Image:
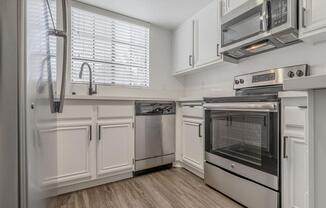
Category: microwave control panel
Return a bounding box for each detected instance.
[270,0,288,28]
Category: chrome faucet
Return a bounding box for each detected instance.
[79,62,97,95]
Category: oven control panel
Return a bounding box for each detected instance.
[233,64,309,90]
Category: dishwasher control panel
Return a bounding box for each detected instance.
[135,101,176,115]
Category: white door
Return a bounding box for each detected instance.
[282,102,313,208]
[40,126,92,186]
[300,0,326,39]
[173,19,194,73]
[182,119,204,170]
[97,122,133,176]
[221,0,248,16]
[195,0,221,67]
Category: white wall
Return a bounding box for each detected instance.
[69,25,185,99]
[183,41,326,97]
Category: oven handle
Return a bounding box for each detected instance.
[203,102,279,112]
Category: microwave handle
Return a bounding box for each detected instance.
[262,0,271,31]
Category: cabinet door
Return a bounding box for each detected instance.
[195,0,221,67]
[40,125,92,186]
[173,19,194,73]
[221,0,248,16]
[97,122,133,176]
[300,0,326,40]
[282,104,312,208]
[182,119,204,170]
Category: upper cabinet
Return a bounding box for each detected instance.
[221,0,248,16]
[173,0,224,75]
[173,19,194,73]
[299,0,326,42]
[195,0,221,68]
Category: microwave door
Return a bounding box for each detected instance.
[221,0,269,48]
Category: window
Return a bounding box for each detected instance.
[71,7,150,87]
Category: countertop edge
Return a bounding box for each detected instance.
[66,95,206,102]
[284,74,326,91]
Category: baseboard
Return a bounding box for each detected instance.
[180,161,204,179]
[54,172,133,196]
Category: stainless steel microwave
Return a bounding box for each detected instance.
[221,0,300,60]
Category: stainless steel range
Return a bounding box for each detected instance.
[203,65,309,208]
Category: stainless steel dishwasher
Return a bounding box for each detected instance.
[135,101,176,172]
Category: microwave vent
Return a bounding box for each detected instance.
[228,50,246,58]
[275,33,298,44]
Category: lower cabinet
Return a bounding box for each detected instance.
[97,121,133,176]
[40,125,92,187]
[182,118,204,170]
[180,104,204,177]
[281,92,314,208]
[39,102,135,194]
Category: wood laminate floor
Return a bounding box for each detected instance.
[49,168,243,208]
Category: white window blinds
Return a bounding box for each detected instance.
[71,7,150,87]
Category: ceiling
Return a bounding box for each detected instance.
[77,0,213,29]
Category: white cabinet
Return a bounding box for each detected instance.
[173,0,224,74]
[281,93,314,208]
[182,118,204,170]
[40,125,92,186]
[300,0,326,42]
[221,0,248,16]
[173,19,194,73]
[195,0,222,67]
[39,101,135,194]
[97,121,133,176]
[180,104,204,177]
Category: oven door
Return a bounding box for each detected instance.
[204,102,279,190]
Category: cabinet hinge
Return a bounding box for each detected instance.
[132,158,135,165]
[132,122,135,128]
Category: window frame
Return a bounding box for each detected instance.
[67,0,151,88]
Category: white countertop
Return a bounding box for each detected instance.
[284,74,326,91]
[178,97,203,102]
[65,95,177,101]
[66,95,207,102]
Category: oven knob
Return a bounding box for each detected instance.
[234,80,240,85]
[231,164,235,169]
[288,71,295,78]
[240,79,244,84]
[296,70,304,77]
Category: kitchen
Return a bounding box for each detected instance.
[1,0,326,208]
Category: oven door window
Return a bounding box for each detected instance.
[207,111,278,176]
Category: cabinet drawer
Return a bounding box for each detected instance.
[58,105,93,120]
[98,104,134,119]
[284,106,306,127]
[284,106,307,139]
[182,106,203,118]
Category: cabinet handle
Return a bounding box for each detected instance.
[198,123,202,138]
[217,43,220,57]
[98,125,102,140]
[298,106,307,109]
[302,7,307,28]
[283,136,288,159]
[89,125,92,141]
[189,55,193,66]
